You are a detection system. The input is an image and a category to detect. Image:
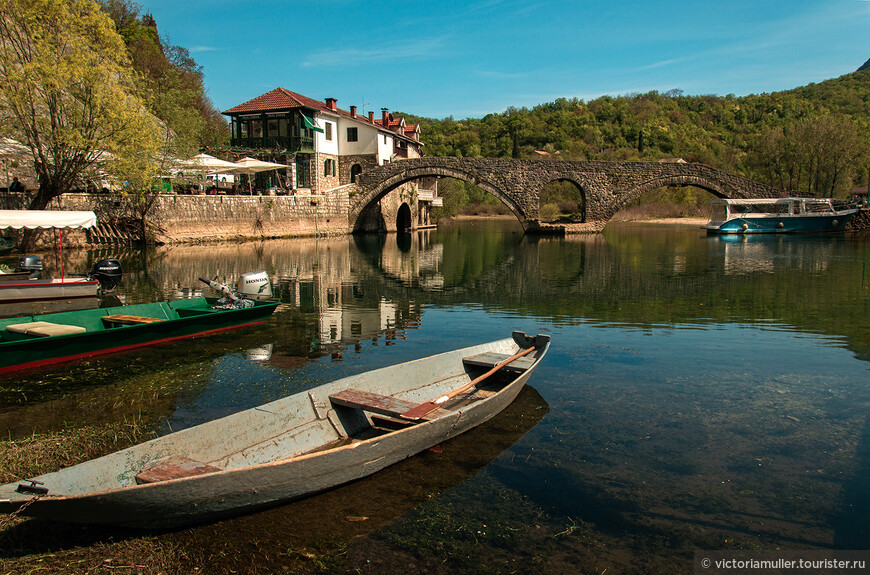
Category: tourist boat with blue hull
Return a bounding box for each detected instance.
[702,197,859,234]
[0,296,280,375]
[0,332,549,528]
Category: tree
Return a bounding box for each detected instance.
[751,115,863,197]
[0,0,159,219]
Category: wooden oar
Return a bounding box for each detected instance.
[401,346,537,421]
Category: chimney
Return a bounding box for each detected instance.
[325,97,337,111]
[350,105,356,118]
[381,108,389,124]
[368,111,374,122]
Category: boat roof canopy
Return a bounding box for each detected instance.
[710,197,829,205]
[0,210,97,230]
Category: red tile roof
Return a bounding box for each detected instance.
[222,88,325,115]
[222,87,420,143]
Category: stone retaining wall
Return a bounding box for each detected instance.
[847,208,870,232]
[52,191,349,243]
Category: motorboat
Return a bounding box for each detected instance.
[701,197,858,234]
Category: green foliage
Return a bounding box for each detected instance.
[0,0,161,213]
[540,180,584,222]
[432,178,508,220]
[400,68,870,200]
[97,0,228,152]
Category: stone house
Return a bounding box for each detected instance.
[222,88,441,231]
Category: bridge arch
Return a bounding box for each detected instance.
[539,178,588,223]
[351,164,529,232]
[350,164,363,183]
[605,174,740,221]
[396,202,412,232]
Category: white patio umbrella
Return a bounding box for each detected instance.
[232,157,288,193]
[0,138,31,189]
[186,153,242,171]
[232,157,286,173]
[172,153,241,193]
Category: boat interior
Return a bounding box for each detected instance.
[0,299,226,341]
[129,348,535,487]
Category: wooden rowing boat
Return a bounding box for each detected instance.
[0,332,549,528]
[0,297,280,375]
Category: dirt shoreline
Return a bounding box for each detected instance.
[626,217,707,226]
[450,214,708,226]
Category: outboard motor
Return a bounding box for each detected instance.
[15,255,43,279]
[238,270,273,300]
[89,258,123,292]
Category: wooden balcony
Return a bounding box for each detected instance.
[417,189,443,206]
[231,136,315,152]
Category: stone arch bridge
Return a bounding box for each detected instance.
[350,157,784,233]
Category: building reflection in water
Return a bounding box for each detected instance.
[110,235,441,356]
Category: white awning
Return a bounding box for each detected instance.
[0,210,97,229]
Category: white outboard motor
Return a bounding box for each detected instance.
[238,270,273,300]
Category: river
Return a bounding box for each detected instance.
[2,219,870,573]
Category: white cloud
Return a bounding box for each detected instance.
[302,36,449,67]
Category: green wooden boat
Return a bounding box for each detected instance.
[0,297,280,375]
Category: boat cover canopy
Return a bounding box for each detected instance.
[0,210,97,230]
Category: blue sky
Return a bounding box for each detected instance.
[138,0,870,120]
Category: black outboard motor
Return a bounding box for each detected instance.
[89,258,123,292]
[15,255,43,279]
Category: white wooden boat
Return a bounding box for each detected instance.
[0,332,550,528]
[0,210,100,302]
[0,275,99,303]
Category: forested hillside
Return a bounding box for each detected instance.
[400,65,870,216]
[98,0,228,157]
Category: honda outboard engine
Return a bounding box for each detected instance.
[238,270,273,300]
[15,255,43,279]
[89,258,123,292]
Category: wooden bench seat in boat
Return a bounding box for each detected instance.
[329,389,449,421]
[5,321,87,337]
[135,456,221,484]
[102,314,165,326]
[462,351,535,373]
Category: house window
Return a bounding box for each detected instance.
[347,127,358,142]
[251,120,263,139]
[325,123,332,141]
[383,134,387,144]
[324,159,336,177]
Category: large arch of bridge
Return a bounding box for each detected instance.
[605,175,732,220]
[352,166,528,232]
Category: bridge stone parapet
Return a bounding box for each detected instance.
[351,157,786,233]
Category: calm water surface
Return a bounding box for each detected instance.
[2,219,870,573]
